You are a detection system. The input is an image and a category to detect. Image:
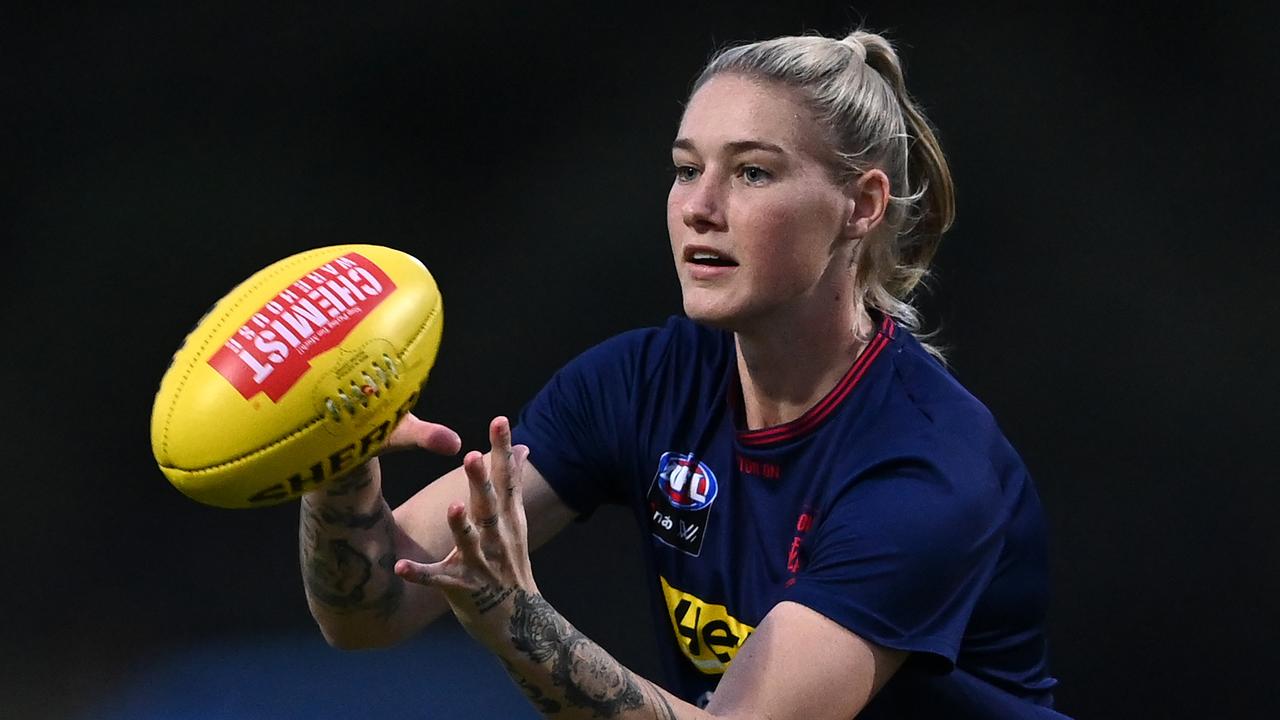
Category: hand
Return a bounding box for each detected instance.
[383,412,463,456]
[311,412,461,500]
[393,416,537,643]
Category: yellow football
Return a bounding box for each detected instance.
[151,245,443,508]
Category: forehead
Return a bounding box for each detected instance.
[676,73,825,156]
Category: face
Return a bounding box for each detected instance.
[667,73,857,330]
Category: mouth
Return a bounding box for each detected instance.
[682,245,739,268]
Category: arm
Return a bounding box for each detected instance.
[490,594,905,720]
[300,414,577,649]
[395,417,906,719]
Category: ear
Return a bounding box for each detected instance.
[844,168,890,241]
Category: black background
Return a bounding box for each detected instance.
[5,2,1278,718]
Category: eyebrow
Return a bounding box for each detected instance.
[672,138,786,155]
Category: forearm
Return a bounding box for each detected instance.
[494,589,703,720]
[298,462,447,648]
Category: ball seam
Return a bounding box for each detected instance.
[159,414,328,474]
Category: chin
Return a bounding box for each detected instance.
[681,295,742,331]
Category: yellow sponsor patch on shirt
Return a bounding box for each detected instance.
[660,575,757,674]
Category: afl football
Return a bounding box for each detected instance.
[150,245,443,508]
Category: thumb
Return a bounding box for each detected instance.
[385,413,463,456]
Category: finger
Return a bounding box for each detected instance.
[464,451,500,532]
[447,501,486,566]
[394,557,472,591]
[384,413,463,455]
[498,445,523,509]
[511,444,530,491]
[488,416,514,509]
[506,444,531,533]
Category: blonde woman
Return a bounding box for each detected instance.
[300,29,1068,719]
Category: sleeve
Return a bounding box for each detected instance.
[780,451,1007,669]
[511,328,657,518]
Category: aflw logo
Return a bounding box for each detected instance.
[659,576,756,674]
[655,453,718,510]
[649,453,719,556]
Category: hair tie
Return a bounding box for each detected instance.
[840,36,868,63]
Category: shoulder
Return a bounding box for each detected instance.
[866,328,1023,482]
[813,327,1030,532]
[884,331,997,430]
[562,315,733,387]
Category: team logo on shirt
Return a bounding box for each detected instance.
[647,452,718,556]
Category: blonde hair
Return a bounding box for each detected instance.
[691,29,956,358]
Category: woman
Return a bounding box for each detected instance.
[299,29,1068,719]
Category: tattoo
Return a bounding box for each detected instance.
[499,658,563,715]
[325,470,373,497]
[472,584,515,614]
[508,589,677,718]
[650,685,678,720]
[371,546,403,618]
[509,590,563,663]
[304,539,372,606]
[299,500,403,618]
[473,584,512,609]
[476,514,500,528]
[317,504,385,529]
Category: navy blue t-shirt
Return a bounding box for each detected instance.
[513,315,1068,718]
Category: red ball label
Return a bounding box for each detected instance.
[207,252,397,402]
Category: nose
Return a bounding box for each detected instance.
[680,176,726,233]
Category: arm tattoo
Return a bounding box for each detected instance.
[472,584,515,614]
[299,499,403,618]
[499,658,564,715]
[508,589,677,719]
[317,503,385,529]
[325,470,373,497]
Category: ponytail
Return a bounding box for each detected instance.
[854,31,955,297]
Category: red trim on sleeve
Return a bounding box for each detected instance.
[736,316,895,447]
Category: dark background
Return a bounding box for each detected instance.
[5,2,1278,718]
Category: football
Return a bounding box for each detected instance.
[151,245,443,508]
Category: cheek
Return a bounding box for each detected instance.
[666,187,685,248]
[745,196,836,277]
[742,192,849,295]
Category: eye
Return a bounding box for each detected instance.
[740,165,772,185]
[673,165,700,183]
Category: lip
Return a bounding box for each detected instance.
[682,244,738,281]
[681,244,738,265]
[686,262,736,281]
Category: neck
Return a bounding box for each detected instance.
[734,295,874,431]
